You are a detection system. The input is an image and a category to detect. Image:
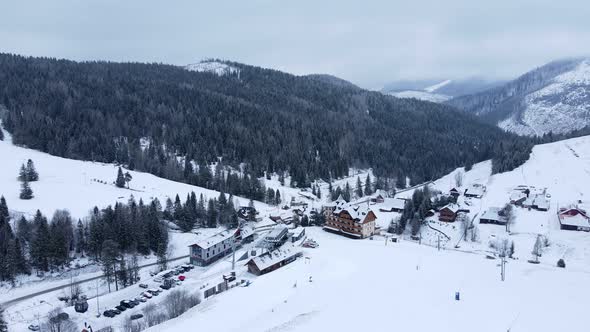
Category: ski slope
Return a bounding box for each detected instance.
[0,125,267,221]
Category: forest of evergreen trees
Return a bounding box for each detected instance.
[0,187,265,282]
[0,53,533,193]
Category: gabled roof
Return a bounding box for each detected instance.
[464,185,484,197]
[440,203,460,214]
[190,229,237,250]
[559,214,590,228]
[480,207,507,222]
[247,248,301,271]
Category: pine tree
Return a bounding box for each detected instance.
[115,167,126,188]
[76,220,85,254]
[19,179,33,200]
[275,190,282,205]
[343,182,351,202]
[30,210,50,271]
[26,159,39,181]
[206,199,218,228]
[0,196,9,220]
[16,216,31,243]
[356,176,363,198]
[164,198,174,220]
[364,174,373,196]
[18,164,27,181]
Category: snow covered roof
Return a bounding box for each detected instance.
[290,227,305,237]
[248,248,302,271]
[191,229,237,250]
[480,207,507,222]
[464,185,484,197]
[533,196,550,210]
[388,198,406,210]
[440,203,460,214]
[239,226,254,239]
[559,214,590,228]
[265,225,288,240]
[324,194,346,209]
[337,204,373,223]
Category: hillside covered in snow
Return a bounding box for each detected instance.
[449,58,590,136]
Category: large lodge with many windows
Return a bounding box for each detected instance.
[323,195,377,239]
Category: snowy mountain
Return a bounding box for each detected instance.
[185,60,240,76]
[382,78,504,103]
[449,58,590,136]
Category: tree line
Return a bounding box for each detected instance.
[0,53,532,194]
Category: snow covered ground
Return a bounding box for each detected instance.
[151,227,590,332]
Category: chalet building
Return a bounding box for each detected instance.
[246,248,302,276]
[479,207,508,225]
[189,229,238,266]
[464,184,485,198]
[558,206,590,231]
[323,202,377,239]
[449,188,461,199]
[438,204,469,222]
[322,195,347,217]
[379,198,406,213]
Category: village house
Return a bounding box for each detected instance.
[289,227,306,242]
[246,248,303,276]
[510,191,527,205]
[464,184,485,198]
[189,229,238,266]
[323,201,377,239]
[558,206,590,231]
[479,207,508,225]
[379,197,406,213]
[438,203,469,222]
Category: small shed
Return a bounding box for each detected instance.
[479,207,508,225]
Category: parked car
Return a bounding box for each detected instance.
[111,308,121,315]
[142,292,153,298]
[154,277,163,283]
[27,325,40,331]
[103,310,116,318]
[160,284,171,290]
[139,283,148,289]
[136,297,147,303]
[178,275,186,281]
[115,305,127,312]
[120,300,134,308]
[147,289,160,295]
[130,313,144,320]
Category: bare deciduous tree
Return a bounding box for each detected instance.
[44,308,76,332]
[163,289,201,319]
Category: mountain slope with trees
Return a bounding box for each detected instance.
[448,58,590,136]
[0,53,531,189]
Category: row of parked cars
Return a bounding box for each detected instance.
[102,288,162,318]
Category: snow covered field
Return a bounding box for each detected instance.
[152,227,590,332]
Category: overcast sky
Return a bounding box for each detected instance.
[1,0,589,89]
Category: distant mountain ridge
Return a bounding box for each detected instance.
[448,58,590,136]
[382,78,504,103]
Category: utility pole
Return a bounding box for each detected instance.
[437,234,441,251]
[96,278,100,317]
[231,238,236,271]
[499,256,507,281]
